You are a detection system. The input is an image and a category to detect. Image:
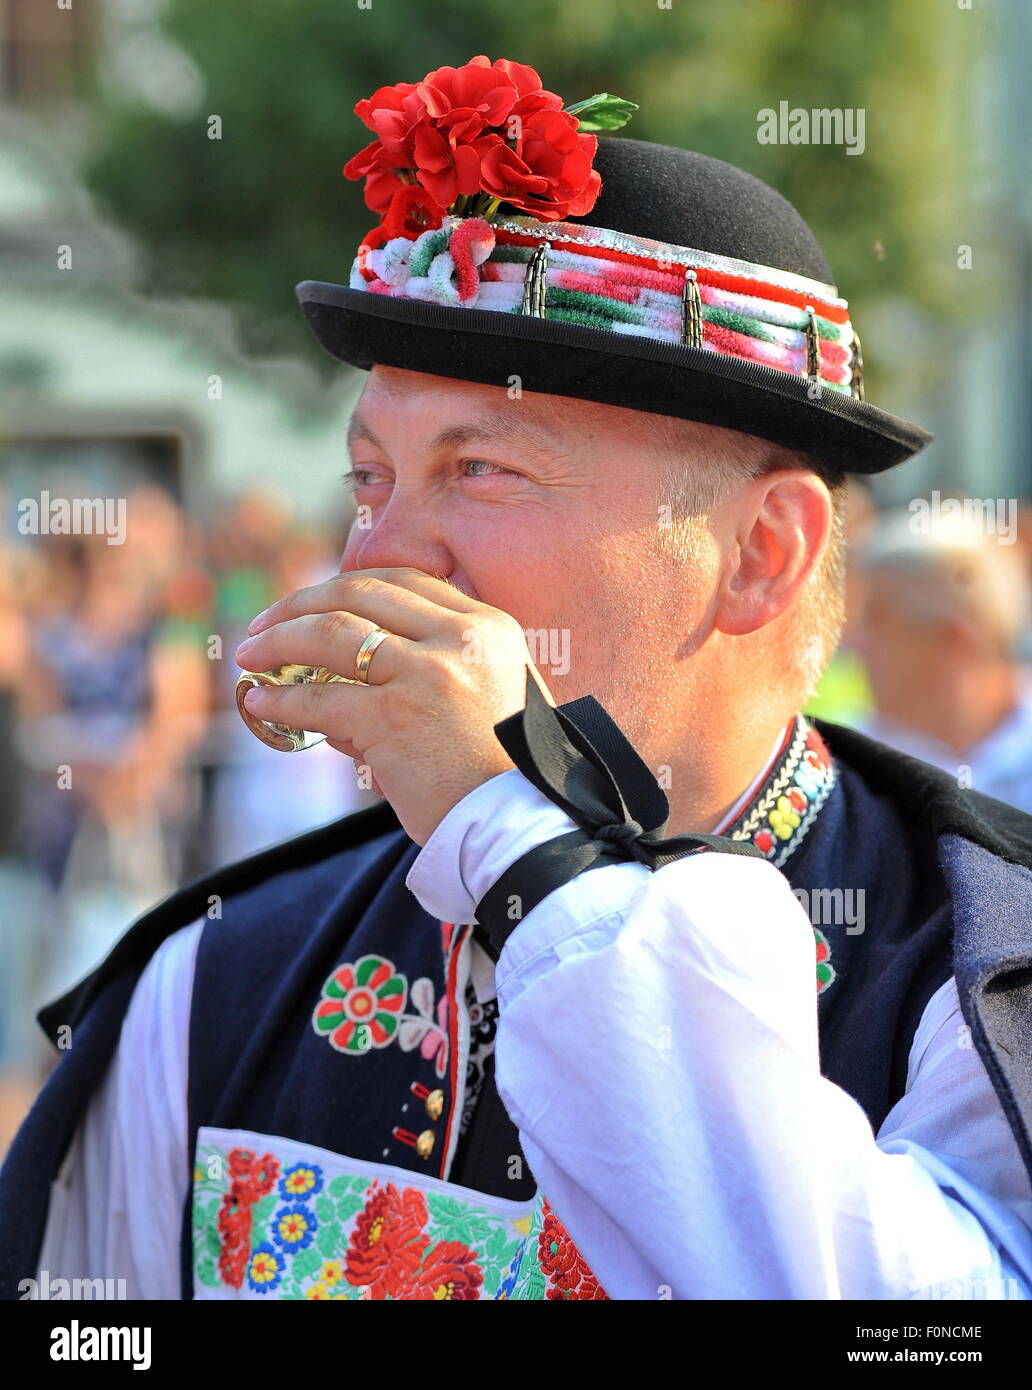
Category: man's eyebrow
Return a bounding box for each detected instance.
[428,410,563,454]
[346,409,564,457]
[346,416,383,451]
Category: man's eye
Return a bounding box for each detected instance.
[346,468,388,489]
[463,459,513,478]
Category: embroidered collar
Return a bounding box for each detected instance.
[715,714,836,869]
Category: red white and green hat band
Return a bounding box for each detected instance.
[350,214,858,394]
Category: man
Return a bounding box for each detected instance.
[3,58,1032,1301]
[857,508,1032,815]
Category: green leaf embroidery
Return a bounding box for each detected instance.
[519,1273,546,1301]
[195,1254,220,1289]
[426,1194,463,1223]
[252,1193,277,1227]
[427,1195,495,1247]
[291,1247,323,1281]
[315,1195,336,1223]
[316,1221,343,1258]
[483,1226,511,1260]
[335,1194,366,1223]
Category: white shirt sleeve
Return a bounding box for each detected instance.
[33,919,204,1300]
[407,769,1032,1300]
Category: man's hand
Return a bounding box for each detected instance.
[234,567,553,844]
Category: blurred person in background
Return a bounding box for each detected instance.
[207,487,379,863]
[855,507,1032,813]
[0,475,379,1149]
[14,487,211,1003]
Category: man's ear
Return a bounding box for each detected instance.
[714,470,833,637]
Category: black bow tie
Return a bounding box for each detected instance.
[473,674,765,962]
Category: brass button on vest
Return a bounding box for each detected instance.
[425,1089,444,1121]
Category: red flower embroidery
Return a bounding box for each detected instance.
[344,1181,431,1298]
[396,1241,484,1300]
[538,1198,609,1300]
[815,926,836,993]
[217,1148,281,1289]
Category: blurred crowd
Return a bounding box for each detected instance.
[0,481,377,1142]
[3,475,1032,1149]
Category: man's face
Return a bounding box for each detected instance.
[339,365,725,742]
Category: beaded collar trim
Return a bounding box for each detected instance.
[351,213,863,398]
[719,714,836,869]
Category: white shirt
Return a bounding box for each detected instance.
[36,770,1032,1300]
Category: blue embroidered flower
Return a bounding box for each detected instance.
[247,1242,285,1294]
[272,1203,319,1251]
[279,1161,324,1200]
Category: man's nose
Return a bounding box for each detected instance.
[339,500,455,579]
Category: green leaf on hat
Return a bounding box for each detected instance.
[563,93,638,133]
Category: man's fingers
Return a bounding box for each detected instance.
[248,569,480,637]
[235,612,409,685]
[242,677,381,744]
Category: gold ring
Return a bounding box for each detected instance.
[355,626,391,684]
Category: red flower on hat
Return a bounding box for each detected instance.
[343,55,633,235]
[417,59,522,134]
[479,108,600,220]
[354,80,428,155]
[411,123,489,209]
[343,139,416,215]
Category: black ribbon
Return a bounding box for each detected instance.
[473,673,765,962]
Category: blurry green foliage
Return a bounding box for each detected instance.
[83,0,990,381]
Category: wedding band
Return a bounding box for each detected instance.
[355,626,391,684]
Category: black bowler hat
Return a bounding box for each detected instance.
[296,135,932,474]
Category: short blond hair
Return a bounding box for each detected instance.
[651,416,848,699]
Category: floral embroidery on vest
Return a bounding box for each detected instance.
[193,1131,607,1301]
[538,1198,610,1299]
[724,714,838,992]
[814,926,836,994]
[216,1148,281,1289]
[726,716,835,868]
[311,953,450,1075]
